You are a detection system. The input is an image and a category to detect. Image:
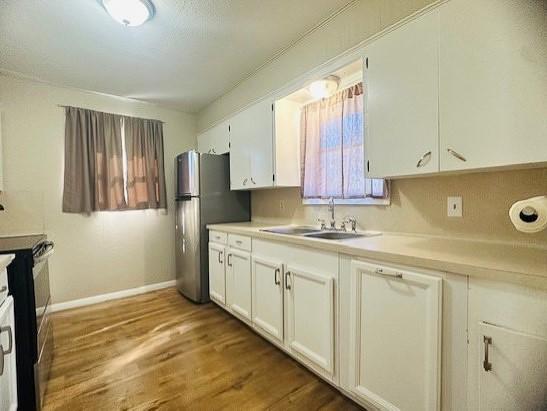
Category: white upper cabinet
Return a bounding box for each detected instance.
[229,99,273,190]
[229,98,300,190]
[197,120,230,155]
[439,0,547,172]
[365,10,440,178]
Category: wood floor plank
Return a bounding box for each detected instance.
[43,287,362,411]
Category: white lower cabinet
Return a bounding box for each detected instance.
[468,277,547,411]
[0,297,17,411]
[347,260,442,411]
[285,265,334,374]
[208,242,226,305]
[251,256,284,343]
[478,323,547,410]
[226,248,252,322]
[252,239,338,381]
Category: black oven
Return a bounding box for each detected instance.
[1,234,54,411]
[32,241,54,409]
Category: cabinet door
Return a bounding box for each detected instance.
[285,265,334,374]
[229,99,274,190]
[478,322,547,410]
[439,0,547,171]
[349,260,442,411]
[209,120,230,154]
[208,243,226,305]
[197,128,213,154]
[365,10,439,178]
[0,297,17,411]
[229,109,251,190]
[226,249,252,322]
[251,256,284,343]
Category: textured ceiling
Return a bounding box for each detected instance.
[0,0,354,112]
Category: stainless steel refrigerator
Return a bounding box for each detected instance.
[175,151,250,303]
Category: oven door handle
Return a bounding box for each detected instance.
[34,247,55,265]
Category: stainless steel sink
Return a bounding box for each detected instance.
[261,226,321,235]
[304,231,365,240]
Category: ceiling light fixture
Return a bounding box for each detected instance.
[308,75,340,99]
[101,0,155,27]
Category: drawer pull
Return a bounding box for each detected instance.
[374,268,403,279]
[483,336,492,372]
[227,254,232,267]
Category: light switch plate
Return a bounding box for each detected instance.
[447,196,463,217]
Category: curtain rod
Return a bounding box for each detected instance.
[57,105,166,124]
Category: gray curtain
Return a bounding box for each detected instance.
[124,117,167,209]
[63,107,126,213]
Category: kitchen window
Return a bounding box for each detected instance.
[62,106,167,213]
[300,81,389,205]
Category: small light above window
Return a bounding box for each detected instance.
[102,0,155,27]
[308,76,340,99]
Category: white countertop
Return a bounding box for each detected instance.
[207,222,547,288]
[0,254,15,271]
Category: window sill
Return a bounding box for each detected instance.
[302,198,390,206]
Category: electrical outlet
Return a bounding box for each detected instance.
[447,196,463,217]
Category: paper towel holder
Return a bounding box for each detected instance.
[509,195,547,233]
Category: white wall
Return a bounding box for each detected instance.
[197,0,437,131]
[0,75,196,303]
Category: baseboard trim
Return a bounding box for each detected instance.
[50,280,177,313]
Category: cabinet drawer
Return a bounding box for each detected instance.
[209,230,227,244]
[228,234,251,251]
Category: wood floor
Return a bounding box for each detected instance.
[43,287,362,410]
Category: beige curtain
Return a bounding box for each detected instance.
[63,107,126,212]
[124,117,167,209]
[300,83,388,199]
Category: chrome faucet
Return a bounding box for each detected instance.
[328,197,336,229]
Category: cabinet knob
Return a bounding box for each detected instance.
[416,151,432,168]
[447,148,467,162]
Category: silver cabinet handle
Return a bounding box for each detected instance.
[251,177,256,185]
[227,254,232,267]
[375,267,403,279]
[416,151,432,168]
[218,251,223,264]
[0,325,13,376]
[285,271,291,290]
[243,178,248,186]
[274,268,281,286]
[483,336,492,371]
[0,286,6,293]
[447,148,467,162]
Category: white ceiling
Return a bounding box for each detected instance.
[0,0,354,113]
